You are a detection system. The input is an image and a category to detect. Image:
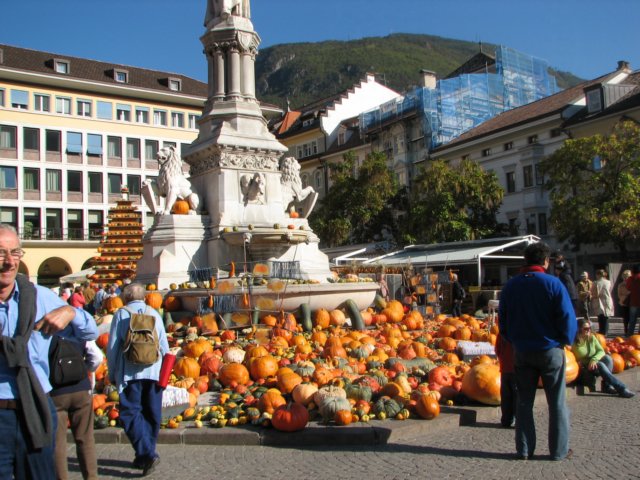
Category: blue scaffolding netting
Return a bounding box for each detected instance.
[359,46,559,149]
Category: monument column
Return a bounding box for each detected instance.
[241,50,256,99]
[228,45,242,99]
[213,46,226,100]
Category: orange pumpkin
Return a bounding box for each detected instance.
[461,363,501,405]
[103,296,124,314]
[271,402,309,432]
[163,295,182,312]
[415,393,440,420]
[334,409,353,426]
[611,352,625,373]
[144,292,163,310]
[249,355,279,380]
[171,199,190,215]
[173,357,201,379]
[314,309,331,329]
[95,332,109,351]
[277,371,303,394]
[257,389,286,414]
[218,362,250,386]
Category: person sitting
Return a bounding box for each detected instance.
[572,318,635,398]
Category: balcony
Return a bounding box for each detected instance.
[18,227,124,242]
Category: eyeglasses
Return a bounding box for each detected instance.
[0,248,25,261]
[582,326,591,331]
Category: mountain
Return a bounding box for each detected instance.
[255,33,583,110]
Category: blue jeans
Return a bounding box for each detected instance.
[119,380,162,463]
[628,306,640,337]
[515,347,570,460]
[583,355,625,392]
[0,396,57,479]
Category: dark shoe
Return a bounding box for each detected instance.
[142,456,160,477]
[601,383,617,395]
[132,457,145,469]
[515,451,534,460]
[619,388,636,399]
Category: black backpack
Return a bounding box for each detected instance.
[49,336,88,388]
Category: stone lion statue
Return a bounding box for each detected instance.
[280,156,318,218]
[142,145,199,215]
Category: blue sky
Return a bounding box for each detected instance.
[2,0,638,84]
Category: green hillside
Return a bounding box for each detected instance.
[255,33,583,109]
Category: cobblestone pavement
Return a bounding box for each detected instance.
[67,322,640,480]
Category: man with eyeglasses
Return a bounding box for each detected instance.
[499,242,577,462]
[0,224,97,479]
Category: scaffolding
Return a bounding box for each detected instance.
[359,46,559,149]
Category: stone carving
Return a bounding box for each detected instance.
[240,172,266,205]
[205,0,251,26]
[280,156,318,218]
[190,151,280,176]
[142,146,199,215]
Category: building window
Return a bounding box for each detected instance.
[586,89,602,113]
[0,208,17,229]
[169,78,182,91]
[107,173,122,194]
[67,170,82,193]
[0,125,17,149]
[153,110,167,126]
[136,107,149,124]
[527,134,538,144]
[67,209,83,239]
[88,172,102,193]
[482,148,492,157]
[54,60,69,74]
[0,89,4,107]
[88,210,103,239]
[55,97,71,115]
[97,101,113,120]
[314,171,322,190]
[116,103,131,122]
[171,112,184,128]
[550,128,563,138]
[145,140,159,160]
[46,130,61,153]
[23,127,39,151]
[46,169,61,192]
[535,164,544,185]
[338,133,345,146]
[163,141,176,149]
[504,141,513,151]
[34,94,51,112]
[11,89,28,109]
[23,208,41,239]
[506,171,516,193]
[0,166,17,189]
[114,70,129,83]
[77,99,92,117]
[523,165,533,188]
[127,175,141,195]
[46,209,62,239]
[538,213,548,235]
[66,132,83,154]
[188,114,198,129]
[23,168,39,190]
[107,136,122,158]
[126,138,140,160]
[87,134,103,156]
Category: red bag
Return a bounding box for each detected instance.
[157,353,176,388]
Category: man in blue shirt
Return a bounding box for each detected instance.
[107,282,169,477]
[0,224,97,479]
[499,242,577,461]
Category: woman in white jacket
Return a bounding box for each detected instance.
[593,269,614,336]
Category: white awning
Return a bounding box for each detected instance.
[363,235,541,287]
[59,268,94,284]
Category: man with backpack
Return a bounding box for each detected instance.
[106,282,169,477]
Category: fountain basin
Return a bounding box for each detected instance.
[170,282,379,314]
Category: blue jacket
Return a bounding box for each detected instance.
[106,301,169,394]
[499,271,577,352]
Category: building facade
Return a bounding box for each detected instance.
[0,44,207,285]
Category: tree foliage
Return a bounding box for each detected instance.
[405,159,503,243]
[310,151,399,247]
[540,120,640,256]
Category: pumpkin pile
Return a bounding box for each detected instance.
[90,296,640,432]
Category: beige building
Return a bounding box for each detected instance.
[0,44,207,286]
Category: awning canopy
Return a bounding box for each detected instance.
[363,235,541,287]
[59,268,94,284]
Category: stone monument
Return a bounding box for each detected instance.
[135,0,376,311]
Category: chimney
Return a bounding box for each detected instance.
[617,60,631,72]
[420,69,437,89]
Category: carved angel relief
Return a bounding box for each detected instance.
[240,172,266,205]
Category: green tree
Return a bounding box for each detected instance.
[406,159,503,243]
[541,120,640,257]
[310,151,399,247]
